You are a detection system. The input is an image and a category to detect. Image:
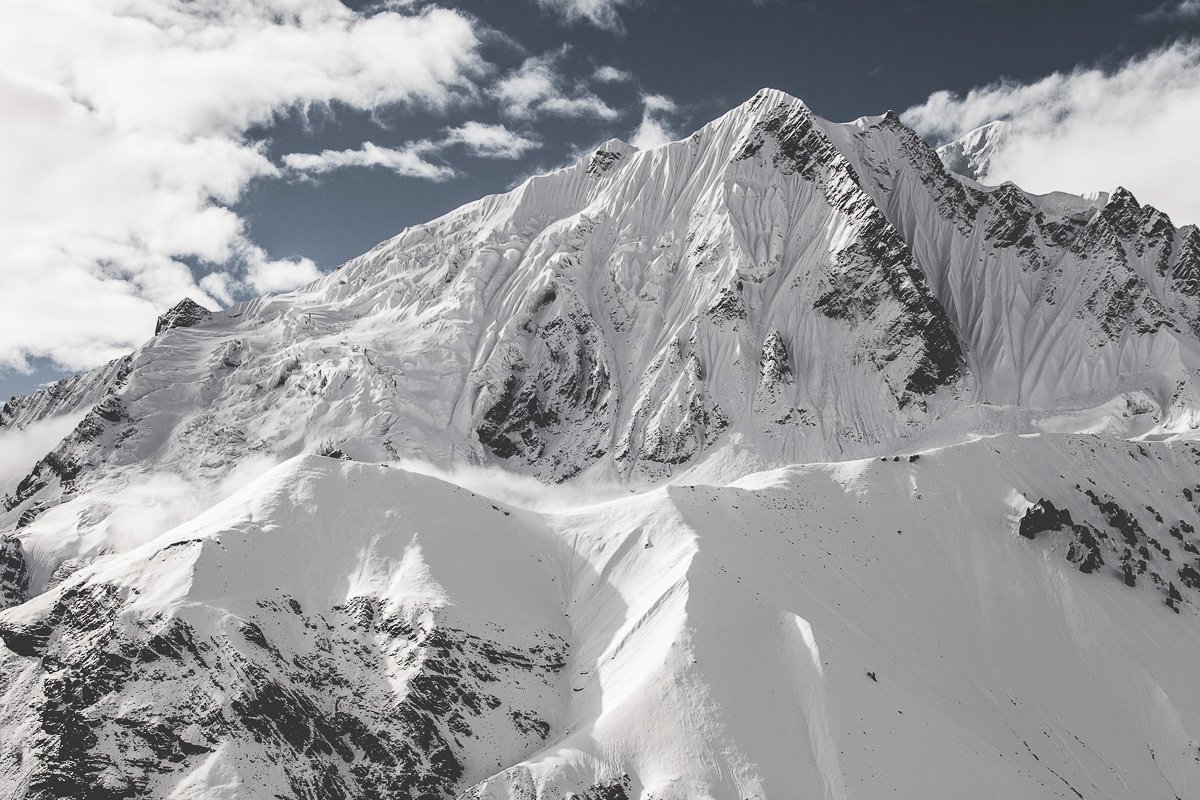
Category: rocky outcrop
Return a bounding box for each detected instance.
[154,298,213,336]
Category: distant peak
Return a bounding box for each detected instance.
[593,137,635,155]
[1107,186,1141,208]
[155,297,213,336]
[745,87,810,112]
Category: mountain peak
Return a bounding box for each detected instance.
[154,297,213,336]
[584,138,635,176]
[734,88,813,123]
[937,120,1011,182]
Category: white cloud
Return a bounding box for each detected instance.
[536,0,632,31]
[444,122,541,159]
[593,65,633,83]
[1141,0,1200,21]
[284,122,538,178]
[629,93,678,149]
[0,0,486,373]
[903,41,1200,226]
[284,141,456,179]
[0,412,87,490]
[493,51,619,120]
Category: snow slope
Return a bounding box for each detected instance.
[2,88,1200,799]
[2,436,1200,799]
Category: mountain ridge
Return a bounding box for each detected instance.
[1,87,1200,800]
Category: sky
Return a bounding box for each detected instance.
[2,0,1199,400]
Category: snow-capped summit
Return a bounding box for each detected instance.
[935,119,1011,182]
[2,90,1200,800]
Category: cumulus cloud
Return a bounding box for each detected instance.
[629,93,679,149]
[903,41,1200,226]
[0,0,486,373]
[443,122,541,159]
[494,51,619,120]
[593,65,633,83]
[535,0,632,31]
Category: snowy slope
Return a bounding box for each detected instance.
[2,88,1200,799]
[2,436,1200,799]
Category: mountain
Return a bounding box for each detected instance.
[1,88,1200,800]
[935,120,1010,183]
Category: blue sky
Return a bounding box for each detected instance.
[2,0,1199,400]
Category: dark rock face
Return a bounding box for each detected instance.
[618,344,728,469]
[474,288,614,481]
[0,581,567,800]
[1018,500,1073,539]
[4,395,132,526]
[738,98,964,406]
[586,148,625,178]
[1016,478,1200,607]
[154,298,213,336]
[1085,489,1144,546]
[0,535,28,609]
[0,356,130,432]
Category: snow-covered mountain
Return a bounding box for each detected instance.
[935,120,1010,183]
[2,88,1200,799]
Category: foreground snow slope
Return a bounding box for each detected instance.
[2,433,1200,799]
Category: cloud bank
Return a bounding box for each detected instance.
[904,41,1200,225]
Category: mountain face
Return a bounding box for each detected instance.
[935,120,1010,183]
[2,88,1200,799]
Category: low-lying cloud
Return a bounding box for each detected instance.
[904,40,1200,225]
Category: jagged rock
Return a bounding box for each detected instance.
[154,298,212,336]
[1018,499,1073,539]
[0,535,28,609]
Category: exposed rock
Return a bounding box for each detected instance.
[154,298,213,336]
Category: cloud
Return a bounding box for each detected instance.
[284,141,456,179]
[284,122,538,178]
[83,454,283,554]
[593,65,633,83]
[1141,0,1200,21]
[903,41,1200,226]
[535,0,632,31]
[493,51,619,120]
[629,93,678,149]
[0,0,487,373]
[0,412,87,491]
[443,122,541,159]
